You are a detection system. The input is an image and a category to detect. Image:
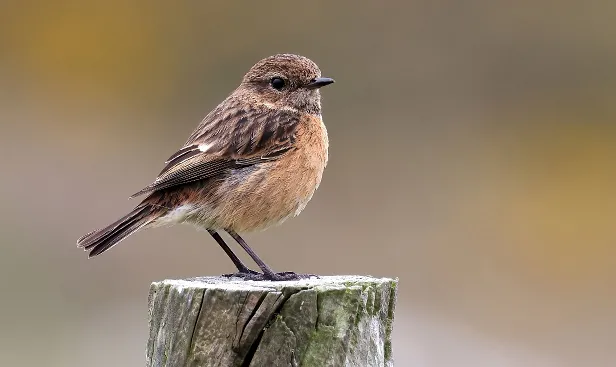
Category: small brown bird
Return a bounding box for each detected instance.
[77,54,334,281]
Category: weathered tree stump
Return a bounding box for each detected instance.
[146,275,398,367]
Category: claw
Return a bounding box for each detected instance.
[237,271,318,281]
[221,268,261,278]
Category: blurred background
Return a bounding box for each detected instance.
[1,1,615,366]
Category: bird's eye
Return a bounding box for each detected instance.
[270,77,285,90]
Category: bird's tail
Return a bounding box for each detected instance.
[77,203,165,258]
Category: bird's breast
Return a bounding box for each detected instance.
[205,114,328,232]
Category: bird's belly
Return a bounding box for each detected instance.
[210,153,325,231]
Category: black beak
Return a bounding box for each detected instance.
[306,77,335,89]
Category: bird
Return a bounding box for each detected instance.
[76,54,334,281]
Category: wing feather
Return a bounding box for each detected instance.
[130,100,299,198]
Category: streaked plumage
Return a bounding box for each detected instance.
[77,54,334,281]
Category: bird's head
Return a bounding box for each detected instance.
[239,54,334,115]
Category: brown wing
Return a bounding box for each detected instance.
[129,100,299,198]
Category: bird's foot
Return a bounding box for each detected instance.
[221,267,261,278]
[241,271,318,281]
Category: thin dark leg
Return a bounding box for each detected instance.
[226,230,314,281]
[207,229,259,275]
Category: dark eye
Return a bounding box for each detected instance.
[270,77,285,90]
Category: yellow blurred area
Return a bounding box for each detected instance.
[4,3,161,95]
[511,124,615,282]
[1,1,615,366]
[470,120,616,285]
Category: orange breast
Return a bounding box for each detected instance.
[211,114,328,232]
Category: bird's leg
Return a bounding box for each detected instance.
[226,230,316,281]
[207,229,259,276]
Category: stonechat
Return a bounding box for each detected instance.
[77,54,334,281]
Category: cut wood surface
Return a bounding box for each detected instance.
[146,275,398,367]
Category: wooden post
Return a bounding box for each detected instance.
[146,275,398,367]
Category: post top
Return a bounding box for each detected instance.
[153,275,398,292]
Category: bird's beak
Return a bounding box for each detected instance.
[306,77,335,89]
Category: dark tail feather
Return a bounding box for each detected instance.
[77,204,162,258]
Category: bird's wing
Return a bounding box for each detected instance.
[129,102,299,198]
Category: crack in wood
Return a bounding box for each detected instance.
[232,291,253,351]
[241,291,291,366]
[233,291,268,353]
[187,288,207,357]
